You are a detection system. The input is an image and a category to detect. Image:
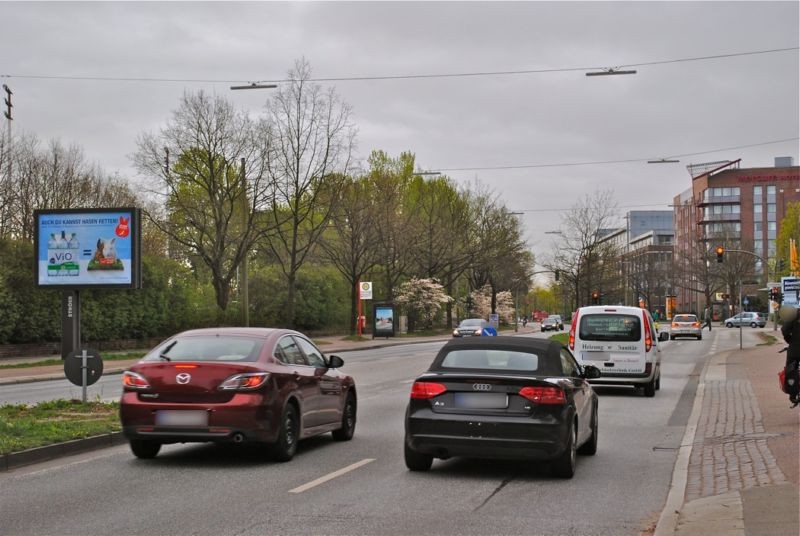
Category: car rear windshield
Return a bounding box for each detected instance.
[439,349,554,374]
[144,336,263,363]
[579,314,641,342]
[673,315,697,323]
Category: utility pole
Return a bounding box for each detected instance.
[240,157,249,327]
[2,85,12,237]
[3,84,11,176]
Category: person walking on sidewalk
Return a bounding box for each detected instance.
[702,306,712,331]
[779,305,800,406]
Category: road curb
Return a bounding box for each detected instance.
[653,345,719,536]
[0,431,126,472]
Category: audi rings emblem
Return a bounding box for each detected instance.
[472,383,492,391]
[176,373,192,384]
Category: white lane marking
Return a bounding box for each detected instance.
[401,379,415,384]
[288,458,375,494]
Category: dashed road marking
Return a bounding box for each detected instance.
[288,458,375,494]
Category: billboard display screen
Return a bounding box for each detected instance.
[373,304,395,337]
[34,208,142,289]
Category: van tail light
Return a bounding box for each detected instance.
[645,363,652,375]
[123,371,150,390]
[568,311,578,350]
[410,382,447,399]
[643,310,652,352]
[218,372,270,391]
[519,386,566,405]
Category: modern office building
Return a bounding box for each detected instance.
[672,157,800,314]
[598,211,674,311]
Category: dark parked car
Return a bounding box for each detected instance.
[404,337,600,478]
[452,318,492,337]
[120,328,357,461]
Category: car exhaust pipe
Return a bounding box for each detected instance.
[232,433,244,444]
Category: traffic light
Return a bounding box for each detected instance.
[779,259,786,272]
[554,270,560,282]
[715,245,724,263]
[591,290,600,304]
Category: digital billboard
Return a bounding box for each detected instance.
[373,303,395,338]
[34,208,142,289]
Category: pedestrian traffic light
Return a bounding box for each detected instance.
[715,246,724,263]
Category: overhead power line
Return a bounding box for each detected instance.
[433,137,800,172]
[1,46,796,85]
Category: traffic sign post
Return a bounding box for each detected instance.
[64,348,103,402]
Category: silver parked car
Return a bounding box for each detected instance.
[669,313,702,340]
[724,312,766,328]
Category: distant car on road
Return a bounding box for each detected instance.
[404,337,600,478]
[452,318,492,337]
[541,317,560,332]
[547,314,564,330]
[120,327,357,461]
[670,313,702,340]
[724,312,766,328]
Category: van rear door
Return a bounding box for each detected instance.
[575,312,646,374]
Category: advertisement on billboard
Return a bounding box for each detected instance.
[34,208,142,289]
[373,303,395,338]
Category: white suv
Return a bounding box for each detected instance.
[568,305,668,397]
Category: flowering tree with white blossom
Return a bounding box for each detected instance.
[394,277,453,331]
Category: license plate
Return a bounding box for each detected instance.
[454,393,508,409]
[156,410,208,426]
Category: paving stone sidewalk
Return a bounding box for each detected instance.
[672,343,799,536]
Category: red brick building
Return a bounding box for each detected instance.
[672,158,800,315]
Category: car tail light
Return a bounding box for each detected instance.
[122,371,150,390]
[410,382,447,399]
[692,322,700,327]
[643,310,652,352]
[518,386,566,405]
[671,322,678,328]
[218,372,270,391]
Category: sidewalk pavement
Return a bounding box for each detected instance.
[655,339,800,536]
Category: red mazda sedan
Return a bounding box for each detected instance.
[119,328,356,461]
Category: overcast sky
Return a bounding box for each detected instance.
[3,1,799,270]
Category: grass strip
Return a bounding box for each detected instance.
[0,399,121,455]
[548,332,570,345]
[0,352,146,370]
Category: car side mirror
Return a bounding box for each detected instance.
[328,355,344,368]
[582,365,601,379]
[659,332,669,342]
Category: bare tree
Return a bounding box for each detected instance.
[549,190,619,309]
[317,175,381,334]
[134,90,274,314]
[260,59,356,328]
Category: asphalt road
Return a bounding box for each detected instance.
[0,329,768,536]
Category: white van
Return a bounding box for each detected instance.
[568,305,668,397]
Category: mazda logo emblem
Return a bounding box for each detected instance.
[472,383,492,391]
[176,373,191,384]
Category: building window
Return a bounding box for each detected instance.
[754,204,763,215]
[755,239,763,254]
[768,240,776,256]
[767,185,776,203]
[754,222,763,235]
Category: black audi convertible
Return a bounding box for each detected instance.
[404,337,600,478]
